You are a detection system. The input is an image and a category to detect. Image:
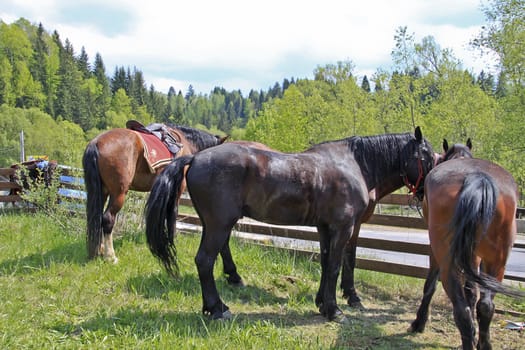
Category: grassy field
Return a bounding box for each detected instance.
[0,203,524,349]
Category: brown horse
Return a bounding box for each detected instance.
[145,127,435,322]
[409,154,523,349]
[82,124,226,263]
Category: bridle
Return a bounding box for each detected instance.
[401,142,431,200]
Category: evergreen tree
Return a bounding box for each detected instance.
[283,78,290,91]
[55,37,88,128]
[131,67,147,107]
[147,84,167,121]
[477,70,495,94]
[77,46,90,79]
[361,75,371,92]
[92,52,111,128]
[111,66,128,94]
[30,23,48,98]
[185,84,195,101]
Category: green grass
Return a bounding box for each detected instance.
[0,209,523,349]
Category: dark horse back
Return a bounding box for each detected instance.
[83,141,104,259]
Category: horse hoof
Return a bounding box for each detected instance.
[408,320,425,333]
[227,278,245,288]
[330,310,349,324]
[104,256,118,264]
[347,300,364,309]
[333,313,349,324]
[212,310,233,321]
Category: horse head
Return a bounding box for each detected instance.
[401,126,435,200]
[437,138,473,164]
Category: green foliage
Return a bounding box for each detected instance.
[0,105,86,167]
[246,85,309,152]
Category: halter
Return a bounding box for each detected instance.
[403,157,424,196]
[402,144,428,199]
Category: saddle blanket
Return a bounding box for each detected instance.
[136,131,174,173]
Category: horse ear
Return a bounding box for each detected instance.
[443,139,449,152]
[466,138,472,150]
[414,126,423,142]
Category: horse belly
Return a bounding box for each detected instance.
[243,186,315,226]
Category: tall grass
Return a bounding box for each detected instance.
[0,193,523,349]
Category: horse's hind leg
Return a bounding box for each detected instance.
[410,253,440,333]
[195,225,233,320]
[476,287,495,350]
[476,260,501,350]
[445,273,476,350]
[101,193,125,263]
[220,236,244,286]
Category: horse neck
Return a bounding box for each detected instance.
[171,126,220,153]
[348,134,409,192]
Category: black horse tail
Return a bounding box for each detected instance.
[450,172,523,297]
[82,142,104,260]
[145,155,194,276]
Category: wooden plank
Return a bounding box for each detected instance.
[517,221,525,235]
[378,193,415,206]
[357,237,430,255]
[0,168,16,176]
[0,182,21,190]
[367,214,427,230]
[356,258,429,279]
[0,194,22,203]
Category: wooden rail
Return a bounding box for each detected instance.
[178,197,525,284]
[0,166,84,205]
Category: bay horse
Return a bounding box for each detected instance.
[82,124,226,263]
[145,127,435,322]
[409,156,523,349]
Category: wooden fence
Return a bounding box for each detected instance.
[0,167,22,204]
[1,166,524,286]
[0,166,85,206]
[177,197,525,284]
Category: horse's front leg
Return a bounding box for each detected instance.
[410,252,439,332]
[340,223,363,308]
[101,193,125,264]
[318,223,352,323]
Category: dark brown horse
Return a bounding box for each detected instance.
[82,124,226,263]
[409,155,523,349]
[145,127,435,322]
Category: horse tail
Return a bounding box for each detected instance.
[450,172,523,297]
[145,155,194,276]
[82,142,104,260]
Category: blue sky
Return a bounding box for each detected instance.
[1,0,494,95]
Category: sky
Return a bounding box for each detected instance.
[1,0,495,96]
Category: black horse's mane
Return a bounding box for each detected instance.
[170,124,222,150]
[314,132,417,188]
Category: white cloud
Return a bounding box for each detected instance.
[1,0,492,94]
